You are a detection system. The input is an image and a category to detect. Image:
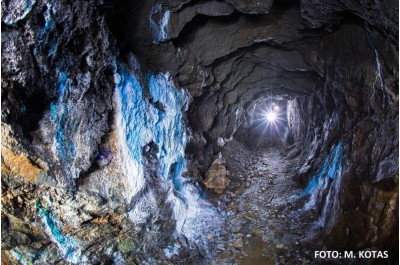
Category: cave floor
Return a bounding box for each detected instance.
[207,141,325,265]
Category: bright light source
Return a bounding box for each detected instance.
[274,106,279,111]
[266,111,277,122]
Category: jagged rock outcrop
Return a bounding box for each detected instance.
[1,0,133,263]
[2,0,115,188]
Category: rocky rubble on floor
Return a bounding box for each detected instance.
[202,143,318,265]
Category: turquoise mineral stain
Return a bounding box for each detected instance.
[49,70,75,160]
[10,249,32,265]
[303,143,344,196]
[115,62,189,193]
[37,204,81,263]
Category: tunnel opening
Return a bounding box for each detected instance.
[235,98,293,149]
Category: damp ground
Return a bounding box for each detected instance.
[171,140,388,265]
[203,140,325,265]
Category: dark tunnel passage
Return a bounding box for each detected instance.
[1,0,399,264]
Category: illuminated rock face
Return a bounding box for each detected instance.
[1,0,398,264]
[285,24,398,252]
[203,158,231,194]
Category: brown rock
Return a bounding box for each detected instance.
[233,236,243,249]
[90,215,110,224]
[1,147,46,183]
[2,257,10,265]
[203,158,231,194]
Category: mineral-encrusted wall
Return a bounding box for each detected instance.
[2,0,137,263]
[2,0,116,188]
[287,22,399,254]
[1,1,214,264]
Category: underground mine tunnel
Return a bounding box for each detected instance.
[1,0,399,264]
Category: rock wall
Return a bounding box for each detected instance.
[2,1,218,264]
[2,0,116,188]
[2,1,141,263]
[287,22,398,255]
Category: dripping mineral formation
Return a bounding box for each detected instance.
[1,0,398,264]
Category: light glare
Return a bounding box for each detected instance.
[266,111,277,122]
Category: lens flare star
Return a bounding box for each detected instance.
[251,102,288,146]
[266,111,277,122]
